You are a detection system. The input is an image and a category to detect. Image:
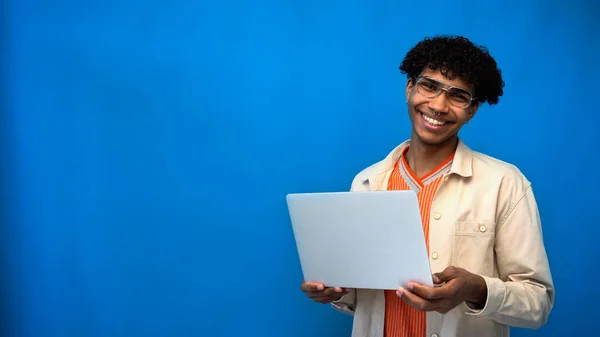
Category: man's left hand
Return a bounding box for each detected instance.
[396,266,488,314]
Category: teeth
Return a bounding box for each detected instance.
[422,113,446,126]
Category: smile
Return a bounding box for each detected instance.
[420,112,447,126]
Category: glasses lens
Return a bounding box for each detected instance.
[417,79,440,98]
[417,78,472,108]
[446,88,472,108]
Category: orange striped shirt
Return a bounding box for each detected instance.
[384,146,454,337]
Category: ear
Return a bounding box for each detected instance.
[469,102,479,118]
[405,78,415,101]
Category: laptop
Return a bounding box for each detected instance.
[286,190,433,290]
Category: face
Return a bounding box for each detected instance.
[405,68,478,147]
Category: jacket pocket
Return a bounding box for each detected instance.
[452,220,496,277]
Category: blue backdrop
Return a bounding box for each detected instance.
[2,0,598,336]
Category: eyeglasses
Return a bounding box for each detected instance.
[415,76,476,108]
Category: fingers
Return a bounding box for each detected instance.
[311,294,343,303]
[397,282,461,313]
[397,287,436,311]
[307,287,351,299]
[300,281,352,304]
[433,266,462,283]
[300,281,325,292]
[311,288,351,303]
[397,287,447,312]
[307,287,348,297]
[408,282,449,300]
[301,281,348,294]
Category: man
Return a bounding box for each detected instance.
[300,35,554,337]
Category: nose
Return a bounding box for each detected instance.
[428,91,451,113]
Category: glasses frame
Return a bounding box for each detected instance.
[415,76,477,109]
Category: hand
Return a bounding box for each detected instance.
[300,281,353,304]
[396,266,487,314]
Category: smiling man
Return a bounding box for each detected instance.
[300,36,555,337]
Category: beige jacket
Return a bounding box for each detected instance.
[332,139,554,337]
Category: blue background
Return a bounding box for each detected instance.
[1,0,598,336]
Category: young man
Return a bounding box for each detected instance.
[300,35,554,337]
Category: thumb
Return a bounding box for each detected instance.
[433,266,459,284]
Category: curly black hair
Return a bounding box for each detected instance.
[399,35,504,105]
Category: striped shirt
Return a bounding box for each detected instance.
[384,146,454,337]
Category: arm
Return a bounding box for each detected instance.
[465,185,555,329]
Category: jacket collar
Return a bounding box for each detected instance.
[451,138,474,177]
[364,138,473,189]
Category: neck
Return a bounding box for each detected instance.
[406,134,458,178]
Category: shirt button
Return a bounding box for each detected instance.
[479,224,487,232]
[433,212,441,220]
[431,252,439,260]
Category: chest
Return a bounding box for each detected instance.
[376,168,501,275]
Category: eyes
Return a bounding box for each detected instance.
[419,81,438,91]
[416,78,472,106]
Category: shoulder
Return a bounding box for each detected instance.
[469,148,532,196]
[471,149,529,179]
[350,161,382,191]
[349,140,410,191]
[461,144,539,227]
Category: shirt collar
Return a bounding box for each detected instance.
[450,138,473,177]
[364,137,473,187]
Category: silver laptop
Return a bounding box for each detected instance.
[286,190,433,290]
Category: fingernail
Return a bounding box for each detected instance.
[396,289,403,297]
[406,283,414,291]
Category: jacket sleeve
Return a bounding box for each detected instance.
[465,184,555,329]
[331,289,356,315]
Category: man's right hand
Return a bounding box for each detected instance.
[300,281,353,304]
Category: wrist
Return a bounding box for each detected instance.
[466,274,487,308]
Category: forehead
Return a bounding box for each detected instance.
[420,68,473,92]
